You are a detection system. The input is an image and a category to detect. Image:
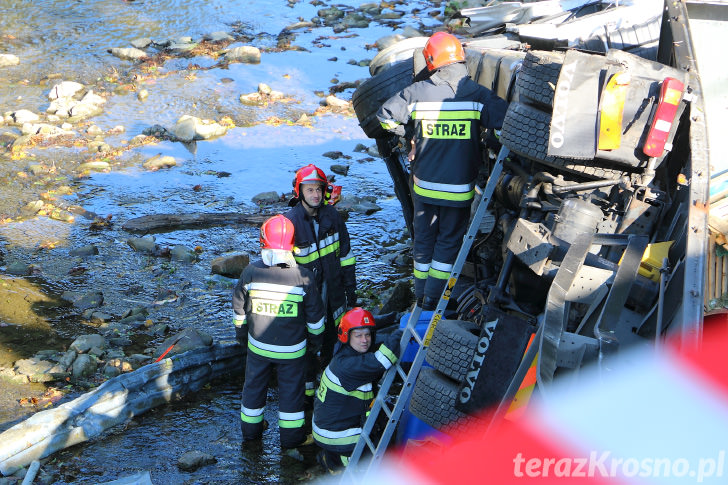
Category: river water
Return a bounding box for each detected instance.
[0,0,444,482]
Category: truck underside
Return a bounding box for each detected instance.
[351,0,713,438]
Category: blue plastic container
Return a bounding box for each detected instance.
[396,312,448,445]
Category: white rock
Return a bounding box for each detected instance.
[48,81,84,100]
[81,90,106,105]
[173,115,228,142]
[0,54,20,67]
[325,95,349,109]
[224,46,261,64]
[108,47,148,61]
[12,109,39,124]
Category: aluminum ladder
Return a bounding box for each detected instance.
[340,146,509,482]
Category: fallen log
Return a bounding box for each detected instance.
[0,342,244,476]
[122,212,273,234]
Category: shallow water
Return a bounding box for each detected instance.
[0,0,441,481]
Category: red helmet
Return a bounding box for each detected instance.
[260,215,295,251]
[423,32,465,71]
[338,307,376,344]
[293,164,327,198]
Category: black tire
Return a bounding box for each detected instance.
[425,319,479,382]
[500,102,626,180]
[409,368,478,435]
[369,37,428,77]
[352,59,413,139]
[515,50,564,109]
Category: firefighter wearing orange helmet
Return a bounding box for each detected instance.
[232,214,325,449]
[311,307,403,472]
[285,164,358,378]
[376,32,508,310]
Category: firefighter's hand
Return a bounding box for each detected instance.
[388,124,406,137]
[384,329,404,357]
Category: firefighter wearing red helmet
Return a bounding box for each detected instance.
[376,32,508,310]
[232,214,325,449]
[285,164,358,378]
[311,308,403,472]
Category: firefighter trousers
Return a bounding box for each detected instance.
[240,352,306,448]
[413,199,470,300]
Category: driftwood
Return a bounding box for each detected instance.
[122,212,273,234]
[0,342,244,476]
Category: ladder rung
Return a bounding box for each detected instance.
[341,147,510,481]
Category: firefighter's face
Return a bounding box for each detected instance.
[349,328,371,353]
[301,183,323,207]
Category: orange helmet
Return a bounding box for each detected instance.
[293,164,327,198]
[338,307,376,344]
[423,32,465,71]
[260,215,295,251]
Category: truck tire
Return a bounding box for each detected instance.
[352,59,413,139]
[409,368,478,435]
[426,319,479,382]
[369,37,428,77]
[500,102,626,180]
[514,50,564,109]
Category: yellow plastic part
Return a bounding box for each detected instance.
[635,241,674,282]
[598,72,631,150]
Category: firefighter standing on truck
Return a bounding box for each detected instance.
[311,307,403,472]
[285,164,358,394]
[376,32,508,310]
[233,214,325,449]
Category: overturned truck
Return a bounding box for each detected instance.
[351,0,715,439]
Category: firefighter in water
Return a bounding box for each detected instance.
[312,307,403,472]
[232,214,325,449]
[285,164,357,393]
[376,32,508,310]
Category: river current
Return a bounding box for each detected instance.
[0,0,443,482]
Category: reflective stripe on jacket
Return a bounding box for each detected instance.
[312,342,397,453]
[232,259,325,362]
[376,62,508,208]
[285,203,356,320]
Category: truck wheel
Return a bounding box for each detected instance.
[500,102,626,180]
[409,368,478,435]
[426,319,479,382]
[515,50,564,109]
[369,37,428,77]
[352,59,413,139]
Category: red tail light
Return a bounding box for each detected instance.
[643,77,684,158]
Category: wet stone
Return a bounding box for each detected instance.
[211,253,249,278]
[72,354,97,378]
[252,191,280,204]
[127,236,157,253]
[170,245,198,263]
[204,31,234,42]
[70,334,106,353]
[70,291,105,311]
[224,46,261,64]
[330,164,350,176]
[70,244,99,257]
[131,37,153,49]
[108,47,148,61]
[177,450,217,471]
[6,261,32,276]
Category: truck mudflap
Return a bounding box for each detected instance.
[454,308,535,414]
